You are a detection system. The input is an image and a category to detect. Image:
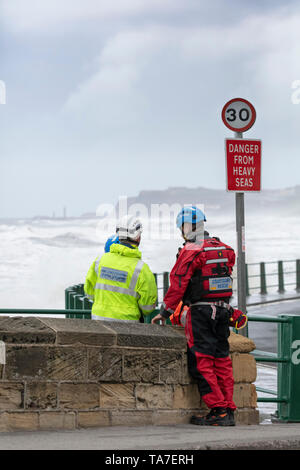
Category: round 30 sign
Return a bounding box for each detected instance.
[221,98,256,132]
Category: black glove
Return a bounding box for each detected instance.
[159,303,172,319]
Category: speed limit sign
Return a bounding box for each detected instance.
[221,98,256,132]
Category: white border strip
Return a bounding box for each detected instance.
[0,341,6,365]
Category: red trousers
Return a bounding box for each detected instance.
[185,304,236,410]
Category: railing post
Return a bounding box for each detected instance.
[78,284,84,295]
[67,290,76,318]
[163,272,169,297]
[83,296,92,309]
[69,292,78,318]
[278,260,285,293]
[75,294,83,308]
[296,259,300,292]
[65,288,70,310]
[278,315,300,422]
[83,297,92,319]
[260,262,267,295]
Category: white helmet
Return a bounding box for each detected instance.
[117,215,143,242]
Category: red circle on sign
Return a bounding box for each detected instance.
[221,98,256,132]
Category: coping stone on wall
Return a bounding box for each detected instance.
[0,317,56,344]
[229,331,256,353]
[0,317,255,353]
[39,318,117,346]
[101,320,187,349]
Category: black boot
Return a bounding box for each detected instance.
[226,408,236,426]
[191,407,232,426]
[191,409,214,426]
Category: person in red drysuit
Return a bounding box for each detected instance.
[152,206,239,426]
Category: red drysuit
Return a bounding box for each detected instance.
[160,236,236,410]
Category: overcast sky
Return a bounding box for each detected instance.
[0,0,300,217]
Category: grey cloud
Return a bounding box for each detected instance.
[1,1,300,217]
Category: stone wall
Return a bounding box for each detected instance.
[0,317,258,431]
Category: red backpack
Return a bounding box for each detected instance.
[182,237,236,303]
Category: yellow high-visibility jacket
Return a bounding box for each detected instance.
[84,243,157,321]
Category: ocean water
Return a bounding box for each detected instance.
[255,365,278,423]
[0,214,299,309]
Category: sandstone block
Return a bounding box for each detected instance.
[0,411,39,431]
[123,350,159,383]
[170,325,186,337]
[135,384,173,410]
[59,383,100,409]
[39,318,116,346]
[105,321,186,349]
[229,331,256,353]
[232,353,257,383]
[5,346,48,379]
[78,410,110,428]
[39,411,76,430]
[0,317,55,344]
[100,383,135,409]
[0,382,24,410]
[88,348,122,382]
[159,351,182,384]
[25,382,58,409]
[181,352,194,385]
[173,384,200,410]
[152,409,194,425]
[46,346,88,381]
[0,413,7,432]
[233,383,257,408]
[235,407,259,425]
[5,345,88,381]
[110,410,153,426]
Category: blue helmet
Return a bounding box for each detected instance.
[176,206,206,228]
[104,234,119,253]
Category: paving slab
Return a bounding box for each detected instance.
[0,423,300,450]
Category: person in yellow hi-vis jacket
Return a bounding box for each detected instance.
[84,215,157,322]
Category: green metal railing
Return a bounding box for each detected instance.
[65,284,93,318]
[248,313,300,422]
[0,308,92,319]
[64,283,171,324]
[153,259,300,302]
[246,259,300,296]
[64,259,300,314]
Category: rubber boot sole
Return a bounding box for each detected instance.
[190,415,235,426]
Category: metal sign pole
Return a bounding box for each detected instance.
[234,131,248,336]
[222,98,258,338]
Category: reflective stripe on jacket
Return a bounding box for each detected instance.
[84,243,157,321]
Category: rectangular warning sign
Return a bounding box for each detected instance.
[225,138,261,192]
